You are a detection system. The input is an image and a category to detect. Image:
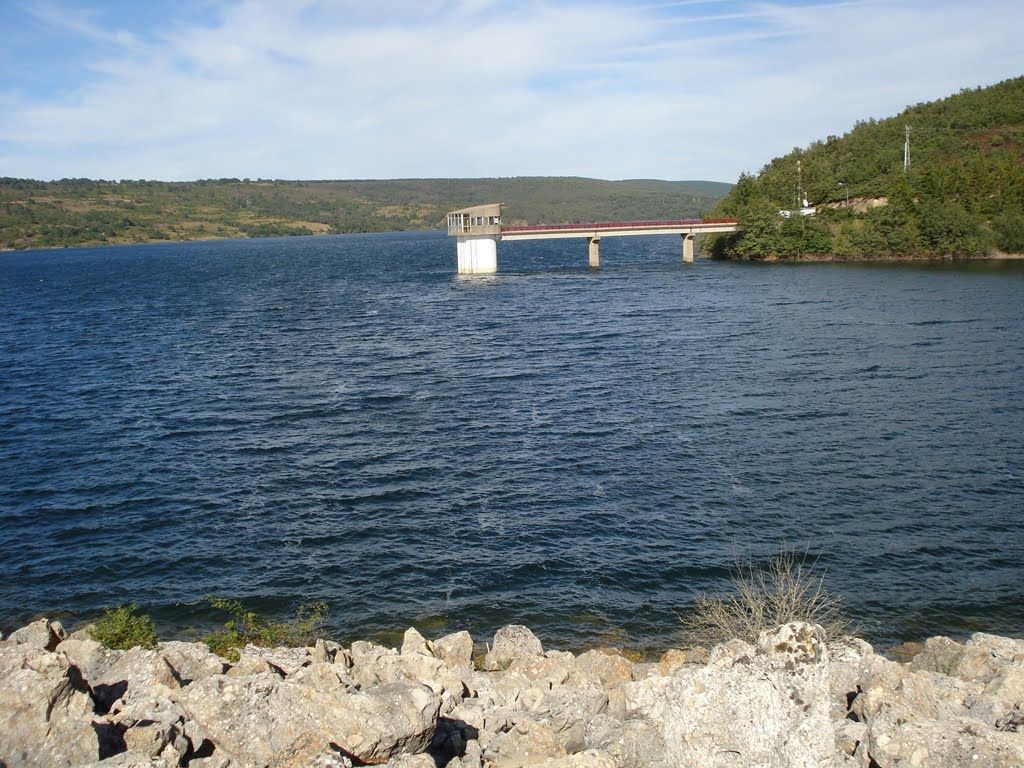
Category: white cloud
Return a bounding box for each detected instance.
[2,0,1022,181]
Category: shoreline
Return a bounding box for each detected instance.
[2,616,1022,767]
[710,250,1024,263]
[4,230,1023,263]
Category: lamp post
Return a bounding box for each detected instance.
[838,182,849,206]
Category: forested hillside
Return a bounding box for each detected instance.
[0,177,730,251]
[708,76,1024,260]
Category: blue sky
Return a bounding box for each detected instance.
[2,0,1023,182]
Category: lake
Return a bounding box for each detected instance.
[1,231,1022,651]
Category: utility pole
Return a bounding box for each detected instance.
[904,124,911,172]
[797,159,802,207]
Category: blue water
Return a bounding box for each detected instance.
[1,231,1022,651]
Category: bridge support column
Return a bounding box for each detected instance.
[682,233,695,263]
[588,237,600,268]
[457,235,498,274]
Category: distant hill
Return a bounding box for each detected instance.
[0,176,730,251]
[708,76,1024,260]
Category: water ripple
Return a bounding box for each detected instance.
[1,233,1022,650]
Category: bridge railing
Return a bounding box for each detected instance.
[500,218,739,232]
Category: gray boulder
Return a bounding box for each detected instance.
[104,692,195,765]
[483,716,567,767]
[433,630,475,670]
[0,644,99,766]
[568,650,634,690]
[401,627,432,656]
[855,714,1024,767]
[238,643,313,676]
[171,672,442,765]
[910,633,1024,685]
[627,622,837,768]
[483,625,545,671]
[76,753,179,767]
[158,641,228,683]
[8,617,67,651]
[89,647,182,710]
[383,754,436,767]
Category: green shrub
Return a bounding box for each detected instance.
[682,548,851,647]
[202,597,329,661]
[89,604,158,650]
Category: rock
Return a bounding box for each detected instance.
[171,672,441,766]
[350,639,399,671]
[569,650,634,689]
[531,753,617,768]
[433,630,475,670]
[402,627,433,656]
[312,637,341,663]
[57,637,182,710]
[851,656,981,726]
[8,618,67,651]
[290,661,360,692]
[76,753,180,767]
[627,622,836,768]
[106,692,194,764]
[513,651,574,689]
[883,640,926,663]
[0,644,99,767]
[383,754,435,767]
[157,640,227,683]
[239,643,313,676]
[304,750,354,768]
[908,635,969,676]
[657,646,708,675]
[834,719,867,757]
[56,635,110,679]
[910,633,1024,685]
[87,647,182,710]
[484,716,566,767]
[226,655,280,677]
[483,625,545,671]
[970,665,1024,725]
[350,649,471,705]
[855,714,1024,767]
[448,738,484,768]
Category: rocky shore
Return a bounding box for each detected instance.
[1,618,1022,767]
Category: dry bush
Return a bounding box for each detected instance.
[682,549,851,647]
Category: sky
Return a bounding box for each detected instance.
[1,0,1023,183]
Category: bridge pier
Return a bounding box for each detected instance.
[456,235,498,274]
[588,237,601,268]
[682,233,695,263]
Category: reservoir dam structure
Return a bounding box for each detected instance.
[446,203,740,274]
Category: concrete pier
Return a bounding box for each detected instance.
[456,236,498,274]
[588,237,601,268]
[682,233,695,263]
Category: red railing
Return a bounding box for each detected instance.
[500,218,739,233]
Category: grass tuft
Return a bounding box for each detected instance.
[89,604,158,650]
[682,548,851,647]
[201,597,329,661]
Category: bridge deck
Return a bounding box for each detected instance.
[499,218,739,240]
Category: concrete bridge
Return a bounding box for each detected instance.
[447,203,739,274]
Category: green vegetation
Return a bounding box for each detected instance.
[682,549,850,646]
[0,176,729,251]
[708,76,1024,260]
[201,597,330,661]
[88,604,159,650]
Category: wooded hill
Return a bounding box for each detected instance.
[0,177,731,251]
[708,75,1024,260]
